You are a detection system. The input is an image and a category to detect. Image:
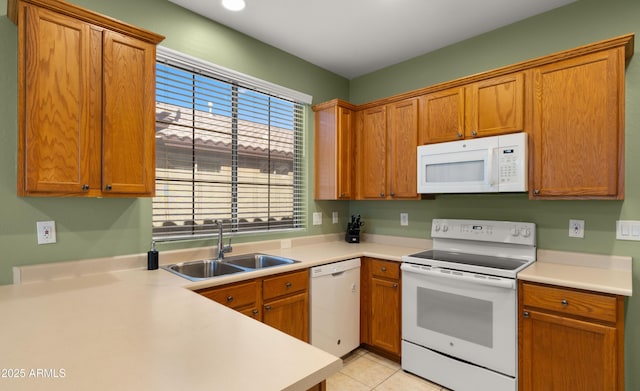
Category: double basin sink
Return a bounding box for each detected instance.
[162,253,299,281]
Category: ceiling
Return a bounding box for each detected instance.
[169,0,576,79]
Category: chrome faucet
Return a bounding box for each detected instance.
[215,220,232,259]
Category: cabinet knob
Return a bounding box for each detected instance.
[265,305,272,311]
[82,184,89,191]
[390,192,395,197]
[381,267,387,272]
[561,299,568,306]
[340,192,346,197]
[252,309,259,317]
[533,189,540,195]
[380,192,385,197]
[105,184,113,191]
[226,295,234,303]
[392,283,398,288]
[285,282,292,288]
[457,132,463,138]
[523,311,530,318]
[471,130,478,137]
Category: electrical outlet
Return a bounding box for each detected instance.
[332,211,338,224]
[400,213,409,226]
[37,221,57,244]
[569,219,584,238]
[313,212,322,225]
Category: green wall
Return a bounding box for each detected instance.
[348,0,640,389]
[1,0,639,388]
[0,0,350,288]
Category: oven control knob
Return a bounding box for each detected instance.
[442,225,449,232]
[521,227,531,237]
[434,224,441,232]
[511,227,520,237]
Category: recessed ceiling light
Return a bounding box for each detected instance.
[222,0,245,11]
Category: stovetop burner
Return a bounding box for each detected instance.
[408,250,529,271]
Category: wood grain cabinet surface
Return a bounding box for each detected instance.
[357,99,419,200]
[519,281,625,391]
[530,48,626,199]
[312,99,356,200]
[9,0,164,197]
[419,73,524,145]
[360,258,401,361]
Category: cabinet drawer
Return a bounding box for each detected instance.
[198,280,259,310]
[522,282,617,323]
[263,270,308,301]
[370,259,400,280]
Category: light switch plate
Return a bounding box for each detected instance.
[312,212,322,225]
[400,213,409,226]
[616,220,640,241]
[37,221,57,244]
[332,211,338,224]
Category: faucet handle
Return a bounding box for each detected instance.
[223,238,233,253]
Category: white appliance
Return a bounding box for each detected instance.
[401,219,536,391]
[417,132,527,194]
[310,258,361,357]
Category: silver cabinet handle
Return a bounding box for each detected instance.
[392,283,398,288]
[252,309,259,317]
[561,299,568,306]
[457,132,463,138]
[226,295,233,303]
[380,192,385,197]
[105,184,113,191]
[533,189,540,195]
[285,282,292,288]
[523,311,530,318]
[265,305,272,311]
[471,130,478,137]
[82,184,89,191]
[381,267,387,272]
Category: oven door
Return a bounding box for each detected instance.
[401,263,517,377]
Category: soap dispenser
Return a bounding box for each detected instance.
[147,240,159,270]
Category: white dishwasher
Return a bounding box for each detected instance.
[310,258,361,357]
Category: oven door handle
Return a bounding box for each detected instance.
[401,263,515,290]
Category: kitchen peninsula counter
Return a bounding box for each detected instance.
[1,234,428,391]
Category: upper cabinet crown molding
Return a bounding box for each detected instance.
[7,0,164,44]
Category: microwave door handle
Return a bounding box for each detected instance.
[487,147,497,186]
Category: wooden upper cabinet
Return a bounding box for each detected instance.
[386,99,419,199]
[531,48,625,199]
[102,30,156,195]
[466,72,524,138]
[419,73,524,145]
[10,0,164,197]
[313,99,355,200]
[419,87,465,144]
[357,105,388,199]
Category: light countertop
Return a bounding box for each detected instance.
[0,234,427,391]
[1,234,632,390]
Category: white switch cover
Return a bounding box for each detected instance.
[400,213,409,226]
[616,220,640,241]
[313,212,322,225]
[37,221,57,244]
[569,219,584,238]
[332,211,339,224]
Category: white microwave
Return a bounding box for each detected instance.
[417,132,527,194]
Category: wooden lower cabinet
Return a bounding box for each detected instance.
[196,269,309,342]
[519,281,624,391]
[360,257,401,360]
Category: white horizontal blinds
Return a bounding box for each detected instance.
[153,56,305,239]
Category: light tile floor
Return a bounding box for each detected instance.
[326,348,451,391]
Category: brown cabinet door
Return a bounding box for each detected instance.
[20,5,92,195]
[314,102,354,200]
[466,73,524,138]
[263,292,309,342]
[357,106,387,199]
[387,99,419,199]
[418,87,465,145]
[520,309,618,391]
[336,106,355,199]
[531,48,624,199]
[370,276,401,355]
[102,30,156,196]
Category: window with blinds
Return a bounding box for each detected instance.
[153,51,306,239]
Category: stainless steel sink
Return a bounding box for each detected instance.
[162,259,245,281]
[222,253,299,269]
[162,253,299,281]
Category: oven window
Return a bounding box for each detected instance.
[425,160,484,183]
[417,287,493,347]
